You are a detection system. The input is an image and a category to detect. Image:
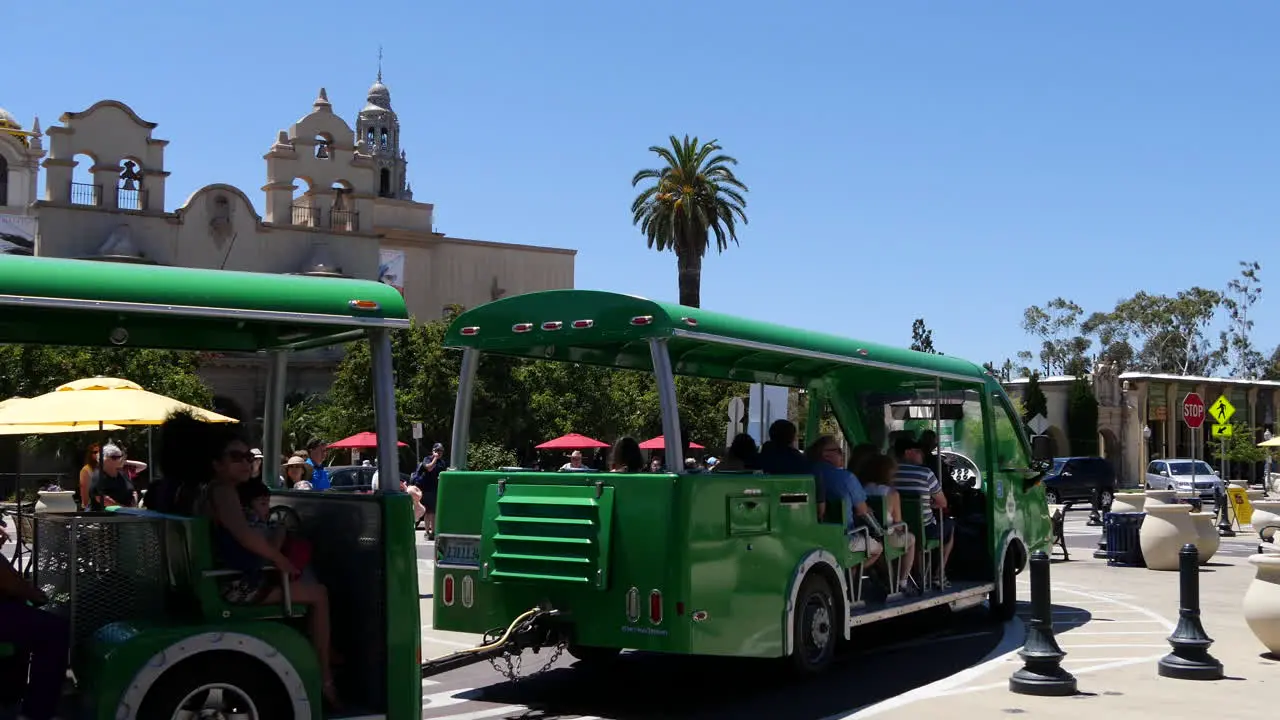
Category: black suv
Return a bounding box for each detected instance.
[1043,456,1116,507]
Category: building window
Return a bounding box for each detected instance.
[379,168,391,197]
[0,155,8,206]
[380,127,388,147]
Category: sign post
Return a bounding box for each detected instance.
[1208,394,1237,535]
[1182,393,1205,493]
[412,421,424,465]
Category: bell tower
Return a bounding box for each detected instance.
[356,50,411,200]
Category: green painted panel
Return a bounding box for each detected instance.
[443,290,989,386]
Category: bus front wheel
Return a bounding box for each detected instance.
[790,573,837,674]
[135,651,293,720]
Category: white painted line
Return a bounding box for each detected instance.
[424,705,528,720]
[946,654,1165,696]
[423,636,481,649]
[1058,643,1168,649]
[423,687,481,709]
[1061,630,1169,636]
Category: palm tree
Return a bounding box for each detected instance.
[631,135,749,308]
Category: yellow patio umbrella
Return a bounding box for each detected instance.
[0,377,237,427]
[1259,436,1280,448]
[0,398,125,436]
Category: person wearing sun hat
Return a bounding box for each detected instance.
[282,455,314,490]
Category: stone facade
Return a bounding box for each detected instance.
[3,74,576,436]
[1005,371,1280,486]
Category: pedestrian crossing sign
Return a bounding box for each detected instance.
[1211,424,1233,438]
[1209,395,1236,425]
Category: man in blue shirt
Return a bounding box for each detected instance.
[305,438,331,490]
[809,437,882,565]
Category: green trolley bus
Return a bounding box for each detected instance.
[431,290,1055,673]
[0,255,421,719]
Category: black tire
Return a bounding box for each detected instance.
[566,644,622,666]
[136,651,293,720]
[1098,489,1114,509]
[790,573,837,675]
[989,547,1018,622]
[1044,489,1060,505]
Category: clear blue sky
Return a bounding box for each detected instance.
[6,1,1277,369]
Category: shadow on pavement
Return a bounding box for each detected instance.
[474,606,1007,720]
[1042,602,1092,635]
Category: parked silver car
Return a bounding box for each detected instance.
[1144,458,1223,500]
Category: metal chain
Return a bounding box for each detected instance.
[487,640,567,683]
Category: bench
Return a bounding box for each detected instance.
[899,494,944,592]
[111,508,308,622]
[817,498,873,608]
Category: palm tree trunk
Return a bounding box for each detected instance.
[676,250,703,308]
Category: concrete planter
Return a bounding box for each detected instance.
[1189,512,1220,564]
[1140,503,1197,571]
[1111,493,1146,514]
[1243,553,1280,656]
[35,490,77,515]
[1251,500,1280,541]
[1145,489,1178,506]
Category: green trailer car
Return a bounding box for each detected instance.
[0,255,421,719]
[431,290,1055,674]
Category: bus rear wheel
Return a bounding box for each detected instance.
[790,573,837,674]
[135,651,293,720]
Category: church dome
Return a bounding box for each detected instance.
[0,107,20,130]
[366,80,392,110]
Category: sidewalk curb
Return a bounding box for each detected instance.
[822,616,1027,720]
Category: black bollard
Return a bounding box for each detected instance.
[1157,543,1224,680]
[1009,550,1078,696]
[1217,488,1235,537]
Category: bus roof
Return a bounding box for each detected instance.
[0,255,410,352]
[444,290,991,387]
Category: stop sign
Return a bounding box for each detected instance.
[1182,392,1206,429]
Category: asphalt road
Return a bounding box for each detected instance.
[416,538,1008,720]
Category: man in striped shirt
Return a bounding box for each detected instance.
[892,435,955,569]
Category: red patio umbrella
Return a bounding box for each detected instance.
[536,433,610,450]
[638,435,705,451]
[328,431,409,449]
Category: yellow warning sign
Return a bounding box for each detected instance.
[1209,395,1236,425]
[1227,486,1253,526]
[1211,424,1233,438]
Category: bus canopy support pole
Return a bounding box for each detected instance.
[450,348,480,471]
[648,338,682,473]
[370,329,400,492]
[263,350,288,483]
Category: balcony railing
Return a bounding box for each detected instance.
[329,209,360,232]
[291,204,320,228]
[117,187,147,211]
[70,182,101,207]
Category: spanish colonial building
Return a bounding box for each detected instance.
[1004,367,1279,486]
[1,73,576,433]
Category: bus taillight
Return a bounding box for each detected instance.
[541,321,563,331]
[649,590,663,625]
[442,575,456,606]
[512,323,534,333]
[459,326,480,336]
[630,315,654,326]
[572,319,594,329]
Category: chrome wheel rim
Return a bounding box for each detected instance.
[173,683,258,720]
[802,597,832,662]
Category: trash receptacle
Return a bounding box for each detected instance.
[1104,511,1146,567]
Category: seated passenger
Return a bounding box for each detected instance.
[860,454,918,594]
[609,436,644,473]
[805,436,883,565]
[559,450,593,472]
[713,433,760,472]
[892,435,955,569]
[759,419,823,515]
[0,556,70,720]
[283,455,314,490]
[163,413,341,707]
[845,442,880,478]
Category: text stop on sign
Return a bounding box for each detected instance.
[1182,392,1205,429]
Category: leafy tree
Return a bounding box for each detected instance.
[1022,372,1049,423]
[910,319,937,354]
[630,135,749,307]
[1206,422,1268,467]
[281,392,326,455]
[467,442,519,471]
[1066,376,1099,456]
[1019,298,1092,375]
[1263,345,1280,381]
[1220,261,1264,378]
[1083,288,1225,376]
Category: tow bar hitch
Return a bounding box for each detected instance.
[420,607,564,680]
